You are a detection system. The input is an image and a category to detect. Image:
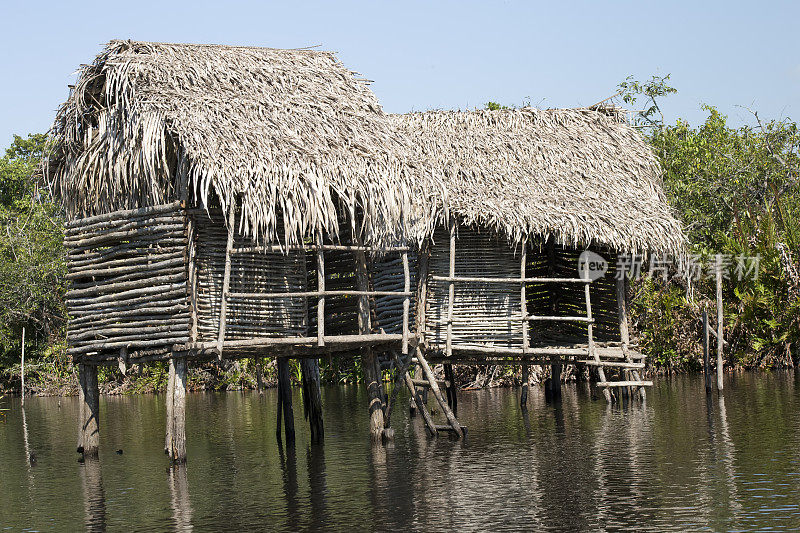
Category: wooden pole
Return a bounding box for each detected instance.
[301,358,324,444]
[20,326,25,403]
[78,364,100,457]
[165,359,175,454]
[411,245,430,416]
[355,238,384,441]
[716,256,724,392]
[702,308,712,394]
[216,201,236,358]
[316,232,325,347]
[520,239,529,406]
[443,363,457,415]
[446,221,456,358]
[550,357,562,399]
[276,358,295,445]
[168,356,187,464]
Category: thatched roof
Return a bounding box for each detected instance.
[393,108,686,256]
[47,40,439,246]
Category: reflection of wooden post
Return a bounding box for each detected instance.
[168,465,193,531]
[716,256,724,392]
[702,308,712,394]
[301,358,324,444]
[80,451,106,531]
[78,363,100,457]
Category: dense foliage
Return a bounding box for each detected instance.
[0,135,69,388]
[626,80,800,369]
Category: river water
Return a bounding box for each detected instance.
[2,372,800,531]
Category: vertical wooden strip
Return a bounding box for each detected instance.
[301,358,324,444]
[520,238,529,405]
[216,201,236,357]
[355,235,383,440]
[316,234,325,347]
[165,359,175,454]
[79,364,100,457]
[446,221,456,358]
[187,213,198,343]
[170,357,187,464]
[277,358,295,444]
[401,251,410,355]
[716,255,724,392]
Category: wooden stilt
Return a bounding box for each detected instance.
[443,363,457,415]
[166,356,187,463]
[703,308,712,394]
[550,357,562,399]
[520,237,529,406]
[301,358,324,444]
[165,359,175,454]
[277,358,295,445]
[78,363,100,457]
[521,363,529,405]
[354,238,384,441]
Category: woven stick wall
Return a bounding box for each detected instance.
[424,225,620,351]
[65,202,190,362]
[193,210,308,342]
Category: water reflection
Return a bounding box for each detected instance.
[4,374,800,531]
[79,458,106,532]
[169,465,193,532]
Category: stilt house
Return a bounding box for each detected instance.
[394,108,686,405]
[47,40,439,455]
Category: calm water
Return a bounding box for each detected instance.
[2,373,800,531]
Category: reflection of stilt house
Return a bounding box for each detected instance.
[393,108,685,431]
[48,41,438,458]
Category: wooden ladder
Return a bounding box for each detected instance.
[580,276,652,401]
[404,348,465,438]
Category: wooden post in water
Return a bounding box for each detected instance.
[167,356,187,464]
[550,356,562,399]
[301,357,324,444]
[276,357,295,445]
[165,359,175,454]
[520,238,529,406]
[443,363,457,415]
[354,240,384,441]
[716,256,724,392]
[78,363,100,457]
[702,308,712,394]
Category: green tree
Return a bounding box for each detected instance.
[0,134,66,371]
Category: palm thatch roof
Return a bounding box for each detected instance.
[393,108,686,257]
[47,40,440,246]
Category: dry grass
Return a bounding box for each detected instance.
[394,108,686,257]
[47,40,443,247]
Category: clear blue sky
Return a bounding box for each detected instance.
[1,0,798,148]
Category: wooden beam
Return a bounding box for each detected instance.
[77,364,100,457]
[446,221,456,358]
[216,201,236,358]
[716,256,724,391]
